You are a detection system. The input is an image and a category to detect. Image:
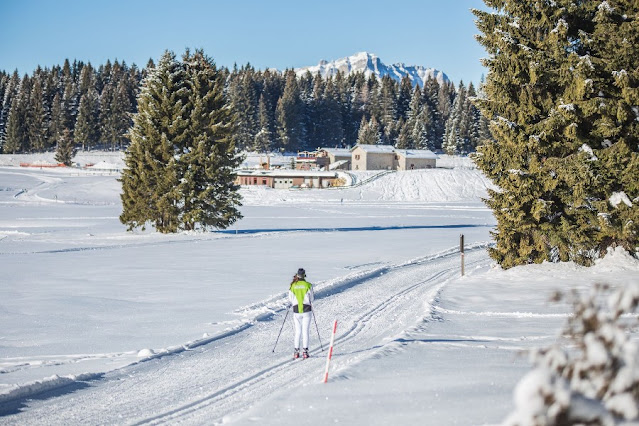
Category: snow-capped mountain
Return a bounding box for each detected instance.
[294,52,449,87]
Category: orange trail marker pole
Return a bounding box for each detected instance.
[323,320,338,383]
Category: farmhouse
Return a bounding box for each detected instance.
[394,149,438,170]
[235,169,339,189]
[350,144,438,171]
[317,148,351,170]
[350,144,396,170]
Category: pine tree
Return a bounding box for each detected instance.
[4,77,30,153]
[276,70,305,151]
[357,116,382,145]
[98,83,115,148]
[379,75,398,143]
[254,94,274,153]
[443,82,469,155]
[74,88,100,150]
[0,71,20,150]
[111,79,132,150]
[229,67,258,151]
[464,82,482,152]
[413,107,434,150]
[436,81,454,149]
[320,78,344,147]
[0,73,8,145]
[175,49,242,231]
[395,117,410,149]
[406,85,431,150]
[120,51,187,232]
[348,73,368,146]
[120,49,242,233]
[61,80,78,139]
[397,75,413,120]
[28,77,49,152]
[305,73,325,149]
[49,92,64,148]
[473,0,639,268]
[422,76,442,149]
[55,128,75,166]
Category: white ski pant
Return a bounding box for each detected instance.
[293,312,312,349]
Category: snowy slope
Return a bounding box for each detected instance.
[295,51,449,87]
[0,154,636,425]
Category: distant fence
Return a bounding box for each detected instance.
[19,163,66,168]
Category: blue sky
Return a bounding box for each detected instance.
[0,0,489,84]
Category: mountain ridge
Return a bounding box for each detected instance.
[294,52,449,87]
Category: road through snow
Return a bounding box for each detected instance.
[1,246,489,425]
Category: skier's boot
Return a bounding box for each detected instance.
[302,348,309,359]
[293,348,300,359]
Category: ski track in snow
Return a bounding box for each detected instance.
[1,247,498,425]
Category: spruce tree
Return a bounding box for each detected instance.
[120,49,242,233]
[0,71,20,149]
[4,77,30,153]
[229,67,258,151]
[49,92,64,148]
[357,116,382,145]
[320,78,344,147]
[379,75,398,143]
[443,82,465,155]
[473,0,639,267]
[74,88,100,150]
[276,70,305,151]
[397,75,413,120]
[120,51,187,232]
[98,83,115,148]
[395,117,410,149]
[422,76,442,149]
[55,128,75,166]
[176,50,242,231]
[254,94,274,153]
[27,77,49,152]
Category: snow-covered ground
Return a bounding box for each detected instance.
[0,153,636,425]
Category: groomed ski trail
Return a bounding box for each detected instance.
[1,247,490,425]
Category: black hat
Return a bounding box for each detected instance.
[296,268,306,278]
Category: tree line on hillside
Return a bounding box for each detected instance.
[0,59,489,157]
[227,66,489,154]
[0,59,144,155]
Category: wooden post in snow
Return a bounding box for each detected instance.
[460,234,465,277]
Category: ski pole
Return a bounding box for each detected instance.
[272,307,290,353]
[310,303,324,352]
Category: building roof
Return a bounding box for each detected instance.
[328,160,349,170]
[351,144,395,154]
[320,148,352,156]
[236,170,338,178]
[394,149,439,160]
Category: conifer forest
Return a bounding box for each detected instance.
[0,57,486,156]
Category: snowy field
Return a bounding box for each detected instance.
[0,153,637,425]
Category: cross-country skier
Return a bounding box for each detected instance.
[288,268,314,359]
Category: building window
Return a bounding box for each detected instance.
[355,154,360,160]
[253,178,257,184]
[262,179,267,185]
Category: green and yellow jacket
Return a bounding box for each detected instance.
[288,279,314,313]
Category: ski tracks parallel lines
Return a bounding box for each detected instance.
[134,252,486,425]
